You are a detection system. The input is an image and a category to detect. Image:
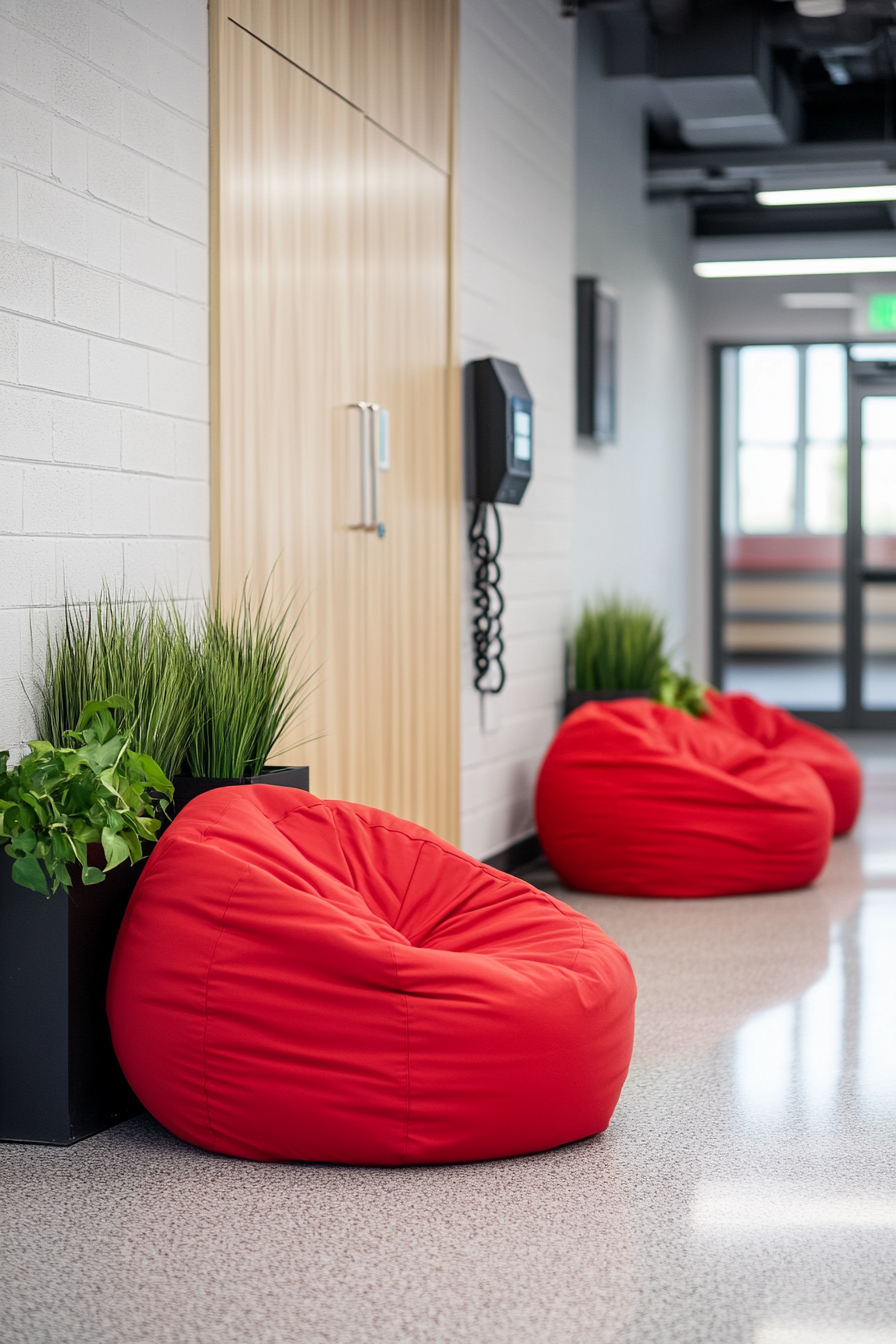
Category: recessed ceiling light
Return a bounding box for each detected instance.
[780,292,855,308]
[695,257,896,278]
[794,0,845,15]
[757,185,896,206]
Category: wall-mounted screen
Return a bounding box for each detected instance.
[512,401,532,462]
[576,276,617,444]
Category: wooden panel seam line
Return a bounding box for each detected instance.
[227,16,450,178]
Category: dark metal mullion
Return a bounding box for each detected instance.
[845,370,864,723]
[710,345,725,690]
[794,345,807,534]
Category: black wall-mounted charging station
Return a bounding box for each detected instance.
[466,357,533,696]
[468,358,533,506]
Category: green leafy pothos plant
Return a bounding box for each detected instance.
[0,696,173,896]
[655,666,710,718]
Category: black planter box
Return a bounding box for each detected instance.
[0,853,144,1145]
[171,765,310,814]
[564,689,651,718]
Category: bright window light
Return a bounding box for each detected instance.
[757,184,896,206]
[739,346,799,442]
[851,343,896,361]
[695,257,896,278]
[806,344,846,440]
[805,443,846,534]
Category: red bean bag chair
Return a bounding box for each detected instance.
[704,689,862,835]
[535,699,834,898]
[107,786,636,1165]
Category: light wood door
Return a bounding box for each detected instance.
[216,18,369,803]
[213,6,459,841]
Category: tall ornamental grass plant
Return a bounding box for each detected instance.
[572,596,709,717]
[186,590,306,778]
[574,598,667,693]
[38,592,196,781]
[36,587,310,780]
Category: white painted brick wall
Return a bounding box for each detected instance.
[458,0,577,860]
[0,0,209,758]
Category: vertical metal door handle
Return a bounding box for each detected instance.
[367,403,381,534]
[347,402,371,529]
[370,405,389,537]
[348,402,388,536]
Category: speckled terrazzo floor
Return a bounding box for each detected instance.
[2,736,895,1344]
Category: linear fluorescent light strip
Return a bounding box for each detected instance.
[781,292,855,308]
[695,257,896,278]
[757,184,896,205]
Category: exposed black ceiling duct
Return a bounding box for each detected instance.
[568,0,896,237]
[646,0,694,37]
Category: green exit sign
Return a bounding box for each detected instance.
[868,293,896,331]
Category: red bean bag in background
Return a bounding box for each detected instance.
[535,699,834,899]
[704,689,862,835]
[107,787,636,1165]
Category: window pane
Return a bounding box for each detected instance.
[863,445,896,534]
[738,444,796,533]
[862,396,896,442]
[738,346,799,444]
[805,442,847,534]
[806,344,846,441]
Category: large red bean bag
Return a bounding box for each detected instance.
[107,786,636,1165]
[535,699,834,898]
[704,689,861,835]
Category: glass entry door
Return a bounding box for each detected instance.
[715,343,896,727]
[847,361,896,723]
[716,344,848,722]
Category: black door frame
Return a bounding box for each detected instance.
[846,361,896,728]
[710,341,896,730]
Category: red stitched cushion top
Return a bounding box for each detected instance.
[107,786,637,1164]
[704,690,862,835]
[535,699,834,898]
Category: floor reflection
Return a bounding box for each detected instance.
[754,1326,896,1344]
[536,731,896,1344]
[858,892,896,1113]
[531,854,862,1067]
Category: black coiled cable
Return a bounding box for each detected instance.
[469,501,505,694]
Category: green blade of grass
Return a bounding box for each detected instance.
[185,582,312,779]
[573,597,667,693]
